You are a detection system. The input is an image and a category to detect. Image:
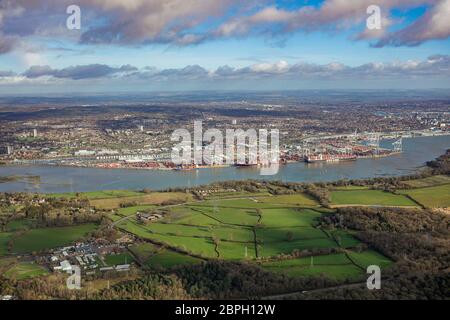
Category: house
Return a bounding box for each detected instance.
[136,211,162,223]
[115,264,130,271]
[59,260,73,273]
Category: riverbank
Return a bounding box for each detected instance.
[0,135,448,193]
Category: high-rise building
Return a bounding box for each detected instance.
[7,145,13,155]
[32,129,38,137]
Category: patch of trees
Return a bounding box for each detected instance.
[321,207,449,235]
[426,149,450,175]
[22,203,105,228]
[320,206,450,275]
[0,194,106,229]
[296,272,450,300]
[172,260,338,299]
[98,274,190,300]
[304,185,330,207]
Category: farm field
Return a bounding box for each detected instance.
[115,191,393,280]
[347,250,393,269]
[10,223,97,254]
[130,243,202,268]
[104,253,134,266]
[257,194,318,206]
[5,219,35,232]
[397,184,450,208]
[330,190,417,207]
[45,190,145,200]
[402,175,450,188]
[260,249,391,280]
[4,262,49,280]
[145,250,202,268]
[117,205,156,217]
[90,192,192,209]
[0,232,11,256]
[261,253,362,280]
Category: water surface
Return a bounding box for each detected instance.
[0,135,448,193]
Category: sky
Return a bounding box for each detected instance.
[0,0,449,93]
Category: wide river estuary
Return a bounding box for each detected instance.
[0,135,449,193]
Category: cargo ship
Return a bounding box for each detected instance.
[305,154,357,163]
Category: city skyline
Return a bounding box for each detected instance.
[0,0,449,93]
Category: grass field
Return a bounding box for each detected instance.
[117,205,156,217]
[117,192,367,266]
[331,186,370,191]
[104,253,134,266]
[11,223,97,254]
[129,243,159,261]
[145,250,202,268]
[397,184,450,208]
[4,262,49,280]
[330,190,417,207]
[257,194,318,206]
[129,242,202,268]
[347,250,393,269]
[260,208,321,227]
[79,188,395,280]
[261,253,361,280]
[0,232,11,256]
[402,175,450,188]
[6,219,34,232]
[46,190,144,199]
[90,192,192,209]
[261,249,392,280]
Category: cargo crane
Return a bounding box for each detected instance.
[392,137,403,152]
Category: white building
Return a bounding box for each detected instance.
[59,260,73,273]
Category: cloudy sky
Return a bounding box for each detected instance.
[0,0,449,93]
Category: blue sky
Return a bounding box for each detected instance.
[0,0,449,92]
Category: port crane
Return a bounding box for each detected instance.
[392,137,403,152]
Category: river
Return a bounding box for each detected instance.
[0,135,448,193]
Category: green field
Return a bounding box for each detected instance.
[34,187,396,281]
[397,184,450,208]
[129,242,202,268]
[347,250,393,269]
[4,262,49,280]
[260,208,321,227]
[402,175,450,188]
[104,253,134,266]
[129,243,159,261]
[5,219,34,232]
[117,205,157,217]
[331,186,370,191]
[330,190,417,207]
[116,194,366,270]
[90,192,192,209]
[0,232,11,256]
[145,250,202,268]
[261,249,392,280]
[46,190,144,200]
[261,253,361,280]
[10,224,97,254]
[257,194,318,206]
